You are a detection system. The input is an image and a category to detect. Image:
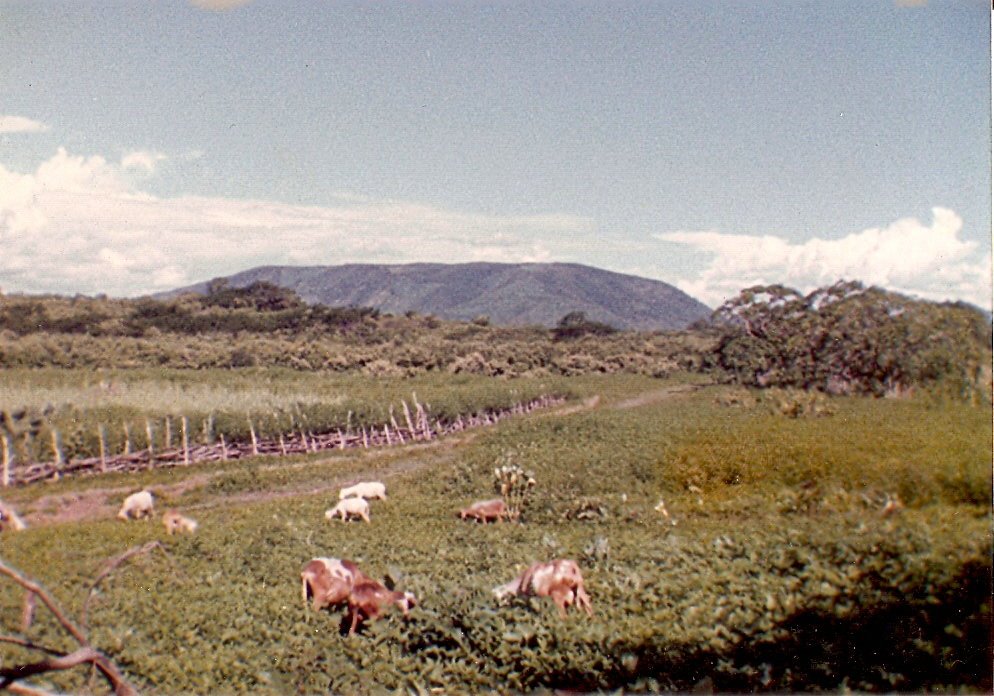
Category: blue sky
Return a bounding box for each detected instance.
[0,0,990,308]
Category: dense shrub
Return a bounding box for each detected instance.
[552,311,619,341]
[0,293,710,377]
[706,281,992,398]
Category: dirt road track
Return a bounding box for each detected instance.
[19,435,474,528]
[612,383,703,410]
[15,384,703,527]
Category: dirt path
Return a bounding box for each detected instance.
[612,383,703,410]
[186,434,473,512]
[16,383,701,527]
[19,433,477,528]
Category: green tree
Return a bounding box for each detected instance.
[707,281,992,398]
[552,311,618,340]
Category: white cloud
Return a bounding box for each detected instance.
[656,208,992,309]
[0,147,593,297]
[5,146,987,311]
[121,150,168,173]
[0,115,50,134]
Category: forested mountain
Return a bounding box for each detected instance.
[161,262,711,330]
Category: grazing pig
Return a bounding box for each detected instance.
[346,578,417,635]
[117,491,154,521]
[881,492,904,517]
[325,497,371,523]
[301,558,368,613]
[339,481,387,501]
[458,498,508,523]
[493,559,593,618]
[162,510,198,535]
[0,499,27,532]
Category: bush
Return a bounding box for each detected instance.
[552,311,619,341]
[706,281,992,398]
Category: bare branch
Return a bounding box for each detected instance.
[21,590,35,632]
[0,559,89,646]
[0,644,137,695]
[82,540,175,631]
[0,647,100,684]
[7,681,57,696]
[0,634,64,657]
[0,558,140,696]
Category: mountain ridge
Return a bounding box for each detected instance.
[160,262,711,330]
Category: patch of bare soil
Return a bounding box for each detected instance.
[612,384,702,410]
[23,489,120,527]
[21,474,215,528]
[548,395,602,416]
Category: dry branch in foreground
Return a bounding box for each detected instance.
[0,558,138,696]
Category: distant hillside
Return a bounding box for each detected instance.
[161,263,710,330]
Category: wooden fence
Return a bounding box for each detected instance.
[2,395,565,487]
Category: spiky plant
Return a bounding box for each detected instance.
[493,450,536,522]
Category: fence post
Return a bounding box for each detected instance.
[389,406,403,442]
[182,416,190,466]
[51,428,63,480]
[1,433,10,487]
[164,416,172,450]
[123,423,132,455]
[248,419,259,456]
[402,400,416,440]
[98,424,107,473]
[145,419,154,461]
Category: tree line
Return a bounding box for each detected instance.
[0,279,989,399]
[704,280,991,398]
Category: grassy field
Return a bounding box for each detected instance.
[0,374,990,693]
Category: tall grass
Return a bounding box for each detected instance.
[0,368,582,464]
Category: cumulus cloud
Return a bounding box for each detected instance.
[0,147,592,297]
[121,150,168,173]
[656,208,992,309]
[0,115,50,134]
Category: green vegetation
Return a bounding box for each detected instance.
[3,281,988,402]
[708,281,992,398]
[0,281,989,692]
[0,378,989,693]
[0,287,705,375]
[552,311,619,340]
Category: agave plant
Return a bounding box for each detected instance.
[493,450,536,522]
